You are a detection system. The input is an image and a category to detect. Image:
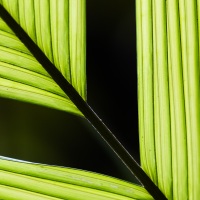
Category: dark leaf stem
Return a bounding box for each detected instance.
[0,5,167,200]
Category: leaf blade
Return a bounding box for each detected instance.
[137,0,200,199]
[0,157,153,200]
[0,0,86,115]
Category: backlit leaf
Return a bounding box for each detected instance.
[0,157,153,200]
[136,0,200,199]
[0,0,86,115]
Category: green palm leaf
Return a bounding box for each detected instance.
[0,157,152,200]
[0,0,86,115]
[137,0,200,199]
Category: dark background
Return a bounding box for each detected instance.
[0,0,139,184]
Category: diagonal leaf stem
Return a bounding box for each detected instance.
[0,5,167,200]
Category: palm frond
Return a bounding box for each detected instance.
[137,0,200,199]
[0,0,86,115]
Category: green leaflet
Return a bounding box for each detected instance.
[136,0,157,185]
[0,157,153,200]
[137,0,200,199]
[0,0,86,115]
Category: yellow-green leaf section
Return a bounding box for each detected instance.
[136,0,200,199]
[0,157,153,200]
[0,0,86,116]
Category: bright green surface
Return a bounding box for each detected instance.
[180,1,200,199]
[0,157,153,200]
[167,0,188,199]
[136,0,157,185]
[0,0,86,115]
[137,0,200,199]
[153,1,172,198]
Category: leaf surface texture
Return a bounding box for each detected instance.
[136,0,200,199]
[0,157,153,200]
[0,0,86,115]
